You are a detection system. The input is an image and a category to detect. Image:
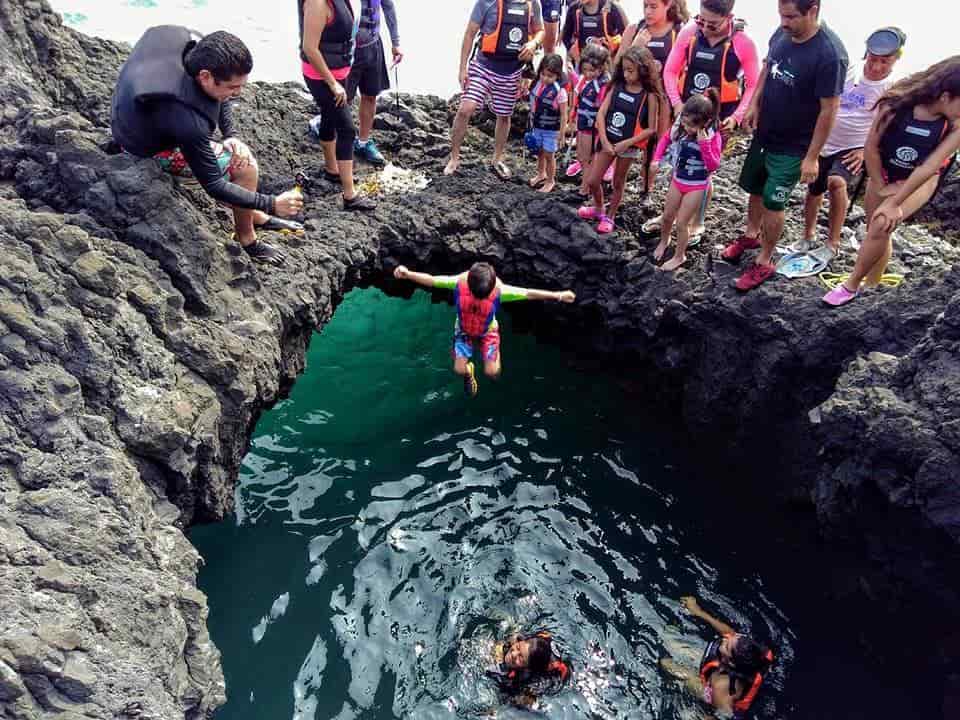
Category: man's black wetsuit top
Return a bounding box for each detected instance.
[111,25,275,213]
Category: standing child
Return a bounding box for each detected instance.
[392,263,576,397]
[565,44,611,195]
[578,46,662,234]
[528,54,569,193]
[651,89,723,271]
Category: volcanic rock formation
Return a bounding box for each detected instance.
[1,2,959,718]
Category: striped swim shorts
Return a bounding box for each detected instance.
[461,59,522,118]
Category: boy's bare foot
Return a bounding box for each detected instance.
[443,157,460,176]
[537,181,556,193]
[658,254,687,272]
[653,242,669,262]
[528,174,547,188]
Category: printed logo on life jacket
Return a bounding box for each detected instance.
[583,18,599,28]
[696,51,716,61]
[509,27,524,43]
[611,111,627,128]
[507,7,526,15]
[648,40,665,48]
[617,92,636,104]
[905,125,932,137]
[896,146,919,163]
[694,72,711,90]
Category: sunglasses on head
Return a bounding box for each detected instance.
[694,14,729,32]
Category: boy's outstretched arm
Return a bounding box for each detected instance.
[393,265,463,290]
[680,596,737,636]
[501,283,576,304]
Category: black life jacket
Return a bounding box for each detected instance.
[879,106,951,182]
[604,85,650,148]
[672,129,713,184]
[298,0,356,70]
[480,0,532,61]
[530,81,564,131]
[637,21,681,73]
[572,0,623,53]
[111,25,220,155]
[679,28,744,119]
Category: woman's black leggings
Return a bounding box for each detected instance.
[304,76,356,162]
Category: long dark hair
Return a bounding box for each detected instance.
[665,0,691,24]
[875,55,960,115]
[673,87,720,139]
[612,46,664,99]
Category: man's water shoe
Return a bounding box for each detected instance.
[243,239,285,265]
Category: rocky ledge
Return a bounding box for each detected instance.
[1,2,960,718]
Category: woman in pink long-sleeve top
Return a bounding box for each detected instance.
[646,0,759,237]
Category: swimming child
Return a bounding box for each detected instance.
[565,44,611,194]
[392,263,576,397]
[578,46,662,234]
[660,595,774,719]
[651,88,723,271]
[488,631,571,708]
[528,54,569,193]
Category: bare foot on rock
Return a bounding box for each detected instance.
[443,157,460,176]
[658,254,686,271]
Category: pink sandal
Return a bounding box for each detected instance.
[597,215,615,234]
[578,206,601,221]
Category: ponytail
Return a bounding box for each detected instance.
[703,87,721,130]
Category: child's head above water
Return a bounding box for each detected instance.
[467,262,497,299]
[536,53,565,86]
[679,88,720,135]
[503,634,553,673]
[579,44,610,80]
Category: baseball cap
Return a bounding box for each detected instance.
[866,27,907,57]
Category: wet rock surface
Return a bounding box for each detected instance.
[2,2,960,718]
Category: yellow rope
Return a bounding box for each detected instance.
[818,272,904,290]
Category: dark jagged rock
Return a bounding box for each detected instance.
[3,2,960,718]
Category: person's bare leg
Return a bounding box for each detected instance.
[661,190,704,271]
[483,357,501,380]
[689,181,711,236]
[862,175,937,287]
[340,159,357,201]
[321,140,339,175]
[756,208,786,266]
[803,190,824,244]
[543,22,560,54]
[606,157,632,219]
[824,179,849,252]
[231,155,260,246]
[493,115,511,165]
[539,152,557,192]
[577,133,593,193]
[589,153,611,210]
[358,94,377,144]
[745,193,764,239]
[454,356,470,377]
[445,99,478,175]
[655,183,682,261]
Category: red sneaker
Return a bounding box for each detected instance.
[735,263,776,292]
[721,234,762,262]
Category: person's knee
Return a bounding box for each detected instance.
[457,100,479,121]
[483,363,500,380]
[827,176,847,197]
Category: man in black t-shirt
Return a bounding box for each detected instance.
[721,0,848,291]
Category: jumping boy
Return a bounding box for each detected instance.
[392,263,576,397]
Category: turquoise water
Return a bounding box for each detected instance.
[191,289,796,719]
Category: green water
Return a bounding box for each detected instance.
[192,288,800,719]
